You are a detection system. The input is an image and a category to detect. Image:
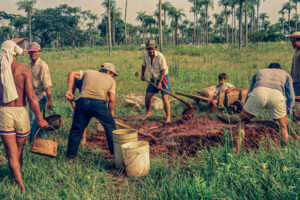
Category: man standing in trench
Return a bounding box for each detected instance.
[236,63,295,153]
[286,31,300,97]
[141,40,171,123]
[0,40,48,191]
[65,63,118,159]
[24,42,53,143]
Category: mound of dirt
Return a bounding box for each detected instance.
[86,117,280,156]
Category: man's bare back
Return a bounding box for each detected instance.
[0,58,36,107]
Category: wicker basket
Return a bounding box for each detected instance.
[30,126,59,157]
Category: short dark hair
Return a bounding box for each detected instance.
[268,63,281,69]
[218,73,227,80]
[99,69,108,73]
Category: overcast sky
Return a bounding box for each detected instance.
[0,0,292,25]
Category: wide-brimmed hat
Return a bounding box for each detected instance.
[285,31,300,38]
[146,40,156,48]
[101,63,118,76]
[24,42,41,52]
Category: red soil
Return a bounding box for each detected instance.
[86,117,280,156]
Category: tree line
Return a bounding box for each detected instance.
[0,0,299,50]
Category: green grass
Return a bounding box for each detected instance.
[0,42,299,199]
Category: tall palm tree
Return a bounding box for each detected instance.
[259,13,268,30]
[200,0,214,45]
[219,0,230,43]
[237,0,245,49]
[168,7,186,45]
[254,0,265,31]
[124,0,128,46]
[158,0,163,52]
[108,0,112,55]
[16,0,36,42]
[283,2,295,34]
[292,0,300,31]
[161,1,172,46]
[144,15,156,39]
[229,0,238,43]
[136,11,147,43]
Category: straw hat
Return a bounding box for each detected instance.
[146,40,156,48]
[101,63,118,76]
[24,42,41,52]
[285,31,300,38]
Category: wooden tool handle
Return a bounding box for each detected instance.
[144,80,191,106]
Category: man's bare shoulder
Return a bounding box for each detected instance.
[15,63,31,77]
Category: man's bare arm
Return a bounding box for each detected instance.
[65,71,81,100]
[141,65,146,81]
[45,87,53,110]
[108,92,115,116]
[158,69,166,89]
[24,71,48,128]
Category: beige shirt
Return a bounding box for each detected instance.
[214,83,234,96]
[291,49,300,83]
[142,51,168,81]
[27,58,52,99]
[78,70,116,101]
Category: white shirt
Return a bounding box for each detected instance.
[214,83,234,96]
[142,51,168,81]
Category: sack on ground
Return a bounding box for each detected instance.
[198,86,216,98]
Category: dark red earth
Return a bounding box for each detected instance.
[86,117,282,156]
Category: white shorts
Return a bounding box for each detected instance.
[244,87,287,119]
[0,106,31,137]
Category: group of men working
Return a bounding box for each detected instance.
[0,30,300,190]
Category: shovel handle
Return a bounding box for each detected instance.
[144,80,191,106]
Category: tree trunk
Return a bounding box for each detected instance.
[205,5,208,45]
[234,7,237,43]
[142,22,145,44]
[296,3,298,31]
[288,11,291,34]
[225,5,228,44]
[108,0,112,55]
[124,0,128,46]
[112,14,115,46]
[231,7,234,43]
[239,1,243,49]
[28,12,32,42]
[175,20,178,45]
[159,0,163,52]
[244,4,248,47]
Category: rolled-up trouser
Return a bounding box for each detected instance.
[66,97,116,158]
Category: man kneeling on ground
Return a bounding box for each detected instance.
[236,63,295,153]
[0,40,48,191]
[65,63,118,159]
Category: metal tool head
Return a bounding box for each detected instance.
[182,105,197,118]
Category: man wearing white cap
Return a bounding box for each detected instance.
[286,31,300,96]
[24,42,53,143]
[0,40,48,190]
[65,63,118,159]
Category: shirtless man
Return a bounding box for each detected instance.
[0,40,48,191]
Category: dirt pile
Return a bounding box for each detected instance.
[86,117,280,156]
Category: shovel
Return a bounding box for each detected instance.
[143,79,197,118]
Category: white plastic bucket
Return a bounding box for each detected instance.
[113,129,138,169]
[121,141,150,177]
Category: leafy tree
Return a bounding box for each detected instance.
[291,0,300,31]
[16,0,36,42]
[136,11,147,43]
[168,7,186,44]
[283,2,296,34]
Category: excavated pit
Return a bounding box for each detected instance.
[86,117,280,156]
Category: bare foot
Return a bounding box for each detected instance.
[142,112,151,121]
[165,116,171,123]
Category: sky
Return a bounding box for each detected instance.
[0,0,292,26]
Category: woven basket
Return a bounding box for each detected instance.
[30,126,59,157]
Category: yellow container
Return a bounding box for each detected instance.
[121,141,150,177]
[113,129,138,169]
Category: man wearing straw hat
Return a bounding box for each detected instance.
[24,42,53,143]
[286,31,300,97]
[65,63,118,159]
[141,40,172,123]
[0,40,48,191]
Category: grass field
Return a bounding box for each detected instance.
[0,42,299,199]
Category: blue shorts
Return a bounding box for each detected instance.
[146,74,171,95]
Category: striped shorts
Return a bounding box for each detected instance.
[0,106,31,137]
